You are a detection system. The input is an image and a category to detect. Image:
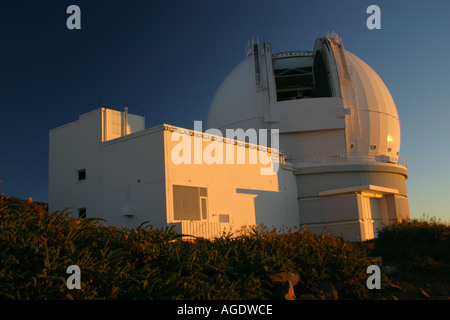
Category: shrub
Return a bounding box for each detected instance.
[373,217,450,267]
[240,226,375,299]
[0,196,376,299]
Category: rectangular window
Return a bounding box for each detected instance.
[78,208,86,219]
[78,169,86,181]
[173,185,208,221]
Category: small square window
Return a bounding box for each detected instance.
[78,169,86,181]
[78,208,86,219]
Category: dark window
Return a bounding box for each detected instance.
[173,185,208,221]
[78,208,86,219]
[78,169,86,181]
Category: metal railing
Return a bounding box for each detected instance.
[293,153,408,169]
[180,221,223,239]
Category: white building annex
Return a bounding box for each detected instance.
[49,34,410,241]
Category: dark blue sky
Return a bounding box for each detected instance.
[1,0,449,221]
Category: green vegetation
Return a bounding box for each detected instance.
[0,196,376,300]
[2,196,449,300]
[371,217,450,299]
[373,217,450,271]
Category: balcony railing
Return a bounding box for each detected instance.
[293,153,408,169]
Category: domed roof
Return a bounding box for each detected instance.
[206,55,261,131]
[343,50,398,119]
[206,36,402,160]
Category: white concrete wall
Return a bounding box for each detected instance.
[298,182,408,242]
[163,126,299,237]
[49,108,145,221]
[298,194,363,240]
[49,109,103,217]
[100,126,166,228]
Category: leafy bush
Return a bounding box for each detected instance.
[373,217,450,267]
[1,196,375,300]
[240,226,375,299]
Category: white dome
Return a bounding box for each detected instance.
[206,36,403,164]
[206,55,263,132]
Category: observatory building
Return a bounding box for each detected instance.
[49,34,409,241]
